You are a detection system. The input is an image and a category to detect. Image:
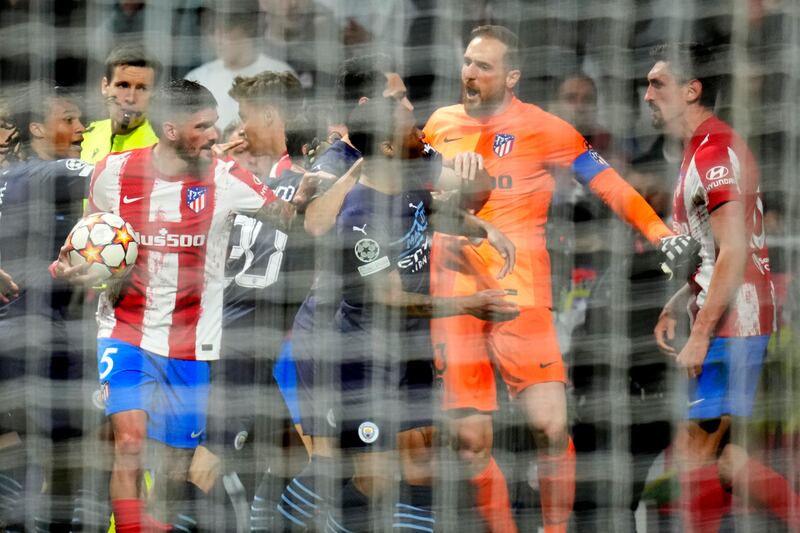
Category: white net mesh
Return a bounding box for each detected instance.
[0,0,798,531]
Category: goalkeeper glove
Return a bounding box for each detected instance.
[658,234,701,279]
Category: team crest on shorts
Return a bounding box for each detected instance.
[354,238,380,263]
[92,382,109,409]
[358,421,380,444]
[186,186,208,213]
[493,133,515,157]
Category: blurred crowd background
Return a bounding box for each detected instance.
[0,0,799,531]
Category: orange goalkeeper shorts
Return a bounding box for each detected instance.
[432,306,566,412]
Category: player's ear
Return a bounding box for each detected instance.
[685,79,702,105]
[161,121,179,142]
[505,68,521,90]
[29,122,45,140]
[100,76,110,97]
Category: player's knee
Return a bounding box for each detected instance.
[717,444,748,486]
[454,422,492,465]
[530,415,567,450]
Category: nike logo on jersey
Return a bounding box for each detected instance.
[352,224,367,235]
[190,429,205,439]
[122,195,143,204]
[687,398,705,407]
[443,136,463,143]
[539,361,558,369]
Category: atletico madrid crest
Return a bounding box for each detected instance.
[493,133,515,157]
[186,186,207,213]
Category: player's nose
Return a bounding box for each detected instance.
[120,90,134,104]
[462,62,477,80]
[643,85,655,103]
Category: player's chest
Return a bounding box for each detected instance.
[118,178,221,237]
[437,127,549,191]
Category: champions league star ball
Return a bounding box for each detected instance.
[66,212,139,282]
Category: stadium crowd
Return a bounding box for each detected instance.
[0,1,798,532]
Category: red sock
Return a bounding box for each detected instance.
[733,458,800,532]
[680,464,731,533]
[112,499,173,533]
[470,456,517,533]
[538,437,576,533]
[112,499,144,533]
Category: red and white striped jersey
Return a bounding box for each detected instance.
[89,146,277,360]
[673,116,774,337]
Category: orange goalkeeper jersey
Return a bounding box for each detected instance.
[423,97,671,308]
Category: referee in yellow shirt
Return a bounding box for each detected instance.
[81,45,161,163]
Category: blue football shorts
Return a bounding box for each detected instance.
[97,338,210,448]
[687,335,770,420]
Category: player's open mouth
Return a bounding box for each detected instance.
[465,87,479,98]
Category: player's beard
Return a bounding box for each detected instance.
[462,84,505,118]
[176,138,214,174]
[649,103,666,130]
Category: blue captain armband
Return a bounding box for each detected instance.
[571,149,611,185]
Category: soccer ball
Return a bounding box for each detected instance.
[66,212,139,282]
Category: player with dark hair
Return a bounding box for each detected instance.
[647,42,800,532]
[264,54,493,531]
[0,82,93,530]
[422,25,699,533]
[51,79,317,531]
[81,44,162,164]
[285,88,516,533]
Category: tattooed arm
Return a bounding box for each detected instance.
[252,171,325,231]
[253,198,297,231]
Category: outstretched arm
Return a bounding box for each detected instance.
[587,168,672,244]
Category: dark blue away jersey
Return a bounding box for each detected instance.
[293,141,440,357]
[333,181,433,338]
[0,158,92,319]
[223,168,314,326]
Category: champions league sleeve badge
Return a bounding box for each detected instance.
[354,238,380,263]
